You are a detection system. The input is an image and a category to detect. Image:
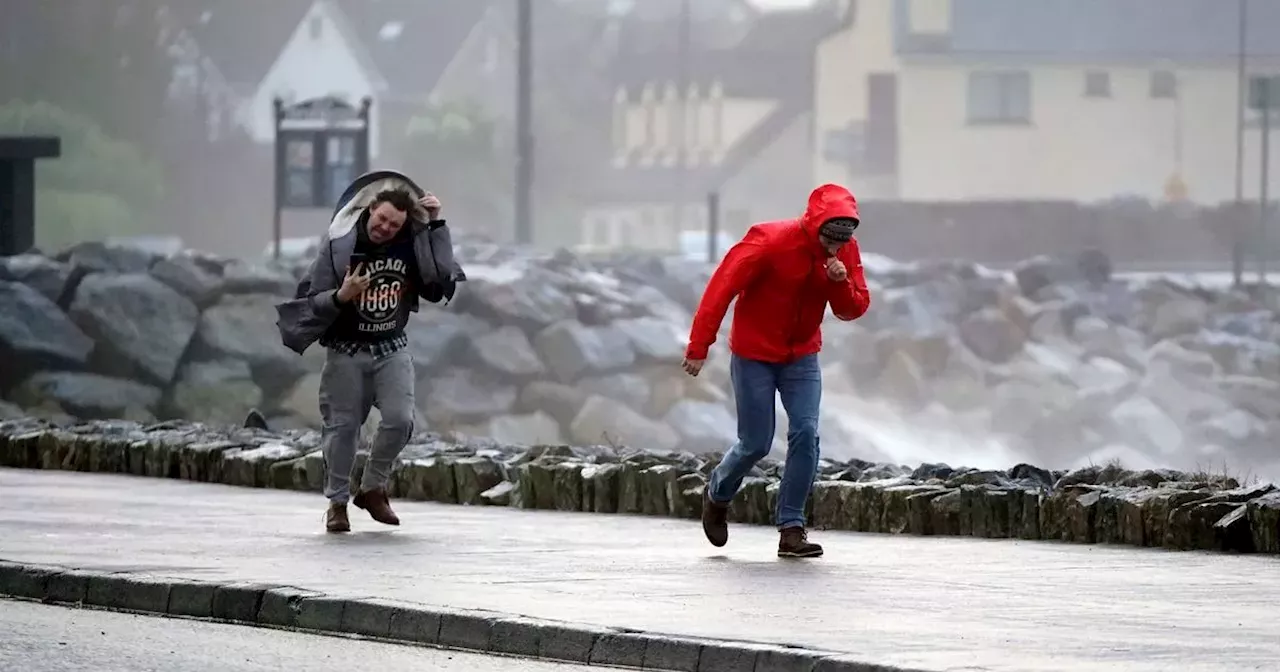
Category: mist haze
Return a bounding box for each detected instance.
[2,0,1279,486]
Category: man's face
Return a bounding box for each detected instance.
[367,201,408,244]
[817,217,857,256]
[819,234,847,256]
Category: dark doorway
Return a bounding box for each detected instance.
[865,73,898,174]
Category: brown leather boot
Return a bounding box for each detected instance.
[325,502,350,533]
[353,488,400,526]
[701,490,729,547]
[778,527,823,558]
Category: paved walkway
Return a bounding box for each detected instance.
[2,600,591,672]
[1,469,1276,672]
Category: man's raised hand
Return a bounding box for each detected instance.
[419,192,442,220]
[825,258,848,282]
[336,263,371,303]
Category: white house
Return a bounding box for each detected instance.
[185,0,491,160]
[240,0,386,154]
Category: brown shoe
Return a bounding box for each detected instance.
[353,488,400,526]
[701,490,729,547]
[325,502,350,533]
[778,527,823,558]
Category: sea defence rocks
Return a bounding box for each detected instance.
[1,416,1275,555]
[0,239,733,456]
[4,237,1280,480]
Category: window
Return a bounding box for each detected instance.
[967,71,1031,124]
[1248,74,1280,110]
[611,89,627,153]
[582,214,615,249]
[325,136,356,204]
[708,83,725,151]
[1150,70,1177,99]
[664,82,681,155]
[641,84,656,147]
[483,37,499,74]
[1246,75,1280,129]
[686,85,701,151]
[1084,71,1111,98]
[285,139,315,206]
[377,21,404,41]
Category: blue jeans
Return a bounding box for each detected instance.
[707,353,822,530]
[319,348,416,504]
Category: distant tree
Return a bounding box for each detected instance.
[0,101,165,251]
[0,0,181,154]
[399,99,514,240]
[0,2,272,252]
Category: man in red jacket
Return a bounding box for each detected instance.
[682,183,871,558]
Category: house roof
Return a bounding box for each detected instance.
[558,0,758,23]
[334,0,495,99]
[893,0,1280,61]
[611,50,812,100]
[182,0,491,98]
[611,6,842,97]
[183,0,313,87]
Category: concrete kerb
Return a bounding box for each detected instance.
[0,559,922,672]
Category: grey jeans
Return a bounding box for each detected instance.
[318,348,415,503]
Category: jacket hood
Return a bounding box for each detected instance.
[327,170,429,240]
[800,183,860,236]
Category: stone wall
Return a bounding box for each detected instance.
[0,417,1276,554]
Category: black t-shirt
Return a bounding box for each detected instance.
[324,216,419,343]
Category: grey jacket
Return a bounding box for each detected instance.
[274,218,466,355]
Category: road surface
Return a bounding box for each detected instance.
[1,469,1277,672]
[0,599,595,672]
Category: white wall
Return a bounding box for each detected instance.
[240,1,381,156]
[813,0,1280,204]
[897,62,1280,204]
[812,0,900,197]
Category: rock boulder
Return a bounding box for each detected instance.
[68,273,199,385]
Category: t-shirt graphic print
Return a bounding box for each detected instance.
[354,255,407,330]
[326,238,418,344]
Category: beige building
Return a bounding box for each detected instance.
[575,2,849,255]
[585,77,814,253]
[814,0,1280,205]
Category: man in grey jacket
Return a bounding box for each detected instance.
[275,172,464,533]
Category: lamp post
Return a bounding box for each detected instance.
[514,0,533,245]
[677,0,692,246]
[1233,0,1248,286]
[1252,76,1277,284]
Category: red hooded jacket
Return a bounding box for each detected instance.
[685,184,871,363]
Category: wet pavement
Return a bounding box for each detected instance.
[1,599,595,672]
[1,469,1276,672]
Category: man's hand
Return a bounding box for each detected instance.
[681,357,705,377]
[825,257,848,282]
[419,192,442,221]
[336,263,371,303]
